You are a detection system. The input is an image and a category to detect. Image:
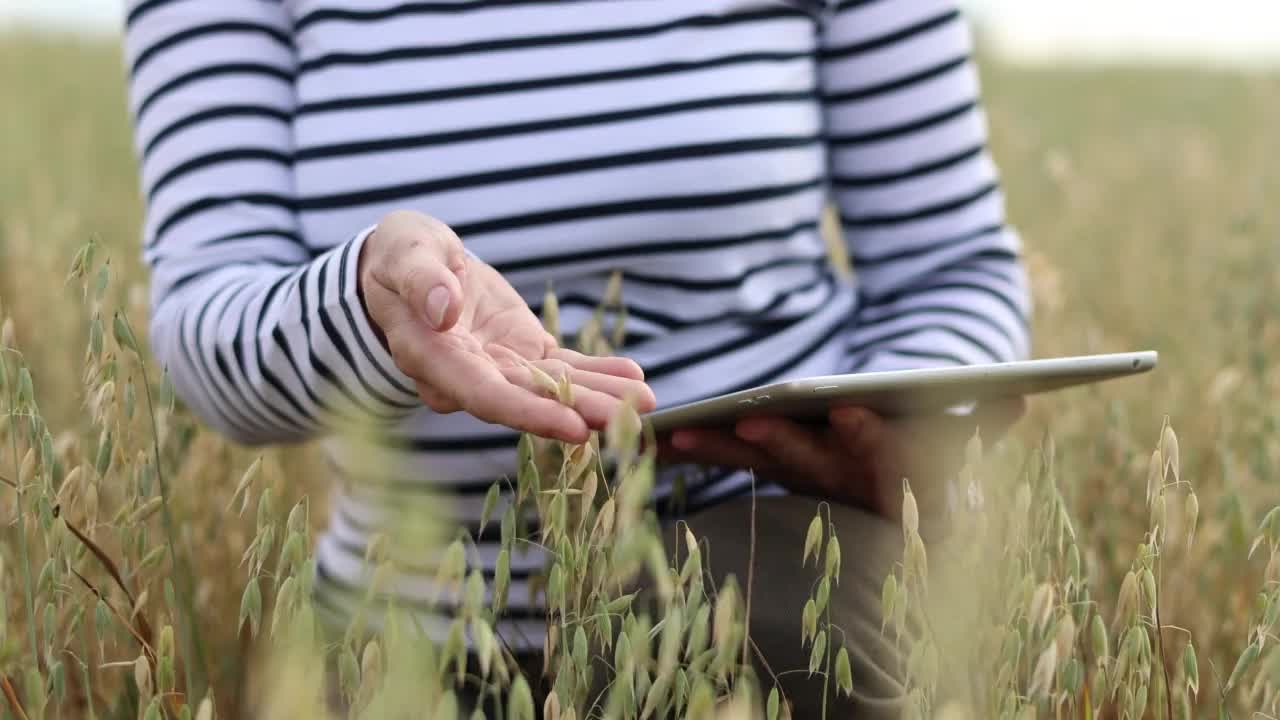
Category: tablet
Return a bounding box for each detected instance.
[643,351,1158,433]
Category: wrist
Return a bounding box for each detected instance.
[354,226,390,349]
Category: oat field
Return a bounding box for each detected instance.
[2,30,1280,719]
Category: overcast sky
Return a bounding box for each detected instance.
[3,0,1278,67]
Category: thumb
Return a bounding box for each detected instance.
[371,213,468,332]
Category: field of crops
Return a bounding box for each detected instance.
[1,31,1279,719]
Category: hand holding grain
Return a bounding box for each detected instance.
[359,210,656,443]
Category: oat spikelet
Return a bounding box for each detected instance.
[964,428,983,468]
[1161,419,1180,482]
[1028,645,1058,699]
[129,496,164,524]
[1054,615,1076,659]
[543,689,562,720]
[520,358,560,398]
[226,457,262,514]
[603,270,624,307]
[134,654,152,698]
[713,580,739,647]
[1114,571,1139,627]
[902,479,919,537]
[1185,491,1199,547]
[1090,613,1109,661]
[1029,583,1054,635]
[361,639,383,687]
[1145,450,1162,507]
[542,282,561,344]
[555,371,574,406]
[802,513,823,567]
[19,447,36,488]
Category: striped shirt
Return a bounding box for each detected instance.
[123,0,1030,649]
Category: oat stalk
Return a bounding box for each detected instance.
[70,568,156,662]
[60,504,140,612]
[821,503,833,720]
[114,313,208,699]
[3,349,41,668]
[80,621,98,720]
[743,470,756,668]
[1154,549,1175,720]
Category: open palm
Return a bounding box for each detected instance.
[360,211,655,443]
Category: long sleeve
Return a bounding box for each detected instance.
[124,1,420,445]
[819,0,1031,372]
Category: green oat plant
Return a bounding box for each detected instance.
[6,248,1280,719]
[219,270,779,719]
[1,242,210,719]
[0,246,774,719]
[872,418,1279,720]
[8,40,1280,718]
[796,503,855,720]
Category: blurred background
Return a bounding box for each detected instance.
[6,0,1280,67]
[1,0,1278,716]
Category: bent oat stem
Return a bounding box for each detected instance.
[0,674,31,720]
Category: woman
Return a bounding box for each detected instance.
[123,0,1030,715]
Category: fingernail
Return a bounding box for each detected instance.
[671,431,696,451]
[425,285,450,329]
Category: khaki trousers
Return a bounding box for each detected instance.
[330,496,914,719]
[656,495,908,719]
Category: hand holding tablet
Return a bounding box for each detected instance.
[645,352,1157,518]
[643,351,1157,433]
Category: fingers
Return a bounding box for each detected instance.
[367,211,468,332]
[405,334,592,442]
[464,384,592,444]
[549,347,646,381]
[546,349,655,411]
[497,363,627,430]
[488,348,656,414]
[565,367,656,413]
[564,384,630,429]
[829,406,885,461]
[414,337,590,444]
[735,418,838,489]
[663,428,778,473]
[829,407,913,517]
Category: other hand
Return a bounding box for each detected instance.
[657,398,1025,522]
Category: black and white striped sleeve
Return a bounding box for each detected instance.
[124,0,420,445]
[819,0,1031,372]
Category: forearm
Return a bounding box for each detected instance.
[126,1,424,443]
[149,228,420,445]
